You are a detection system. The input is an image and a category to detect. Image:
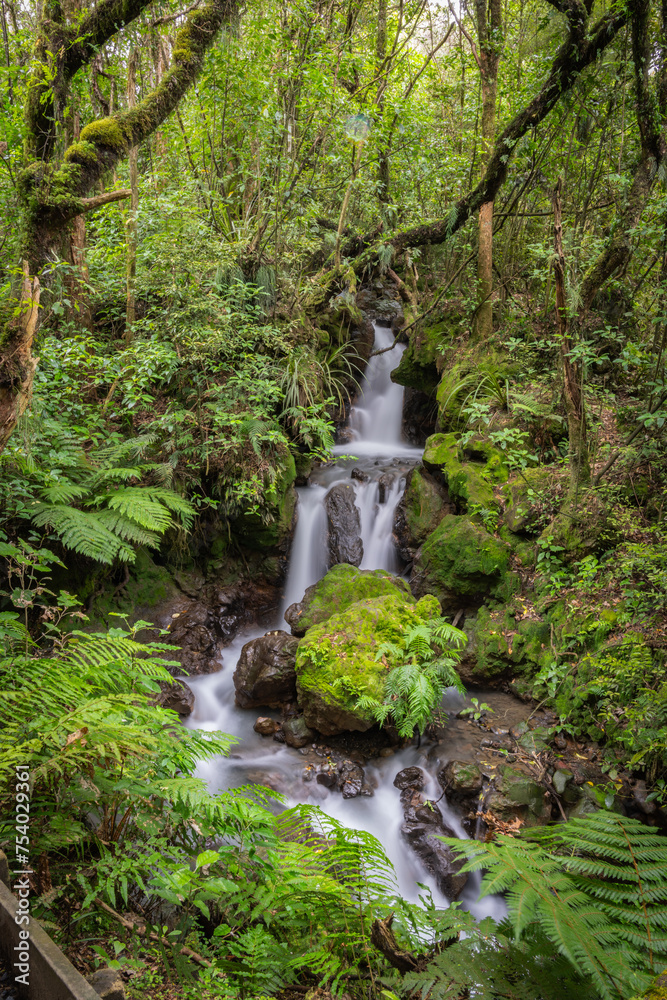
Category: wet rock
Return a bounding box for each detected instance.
[510,721,529,740]
[254,717,280,737]
[272,728,286,743]
[378,472,395,504]
[285,563,411,636]
[296,593,436,735]
[351,468,369,483]
[167,603,221,676]
[316,769,338,788]
[233,630,300,709]
[483,765,551,828]
[393,766,426,791]
[438,761,483,799]
[155,679,195,717]
[283,716,316,748]
[393,767,468,898]
[324,483,363,566]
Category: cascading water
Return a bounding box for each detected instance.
[186,321,504,919]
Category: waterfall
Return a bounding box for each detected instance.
[185,321,505,920]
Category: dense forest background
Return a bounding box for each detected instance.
[1,1,667,998]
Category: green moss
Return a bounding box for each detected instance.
[288,563,413,632]
[402,468,448,546]
[468,605,552,682]
[414,514,511,605]
[80,117,129,153]
[502,466,566,534]
[295,592,435,733]
[234,452,297,552]
[423,433,499,519]
[391,324,448,394]
[63,140,99,165]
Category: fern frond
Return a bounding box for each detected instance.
[31,504,134,564]
[40,481,90,504]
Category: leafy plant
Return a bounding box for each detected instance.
[355,618,467,737]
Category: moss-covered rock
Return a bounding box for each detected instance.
[393,467,452,561]
[484,764,551,827]
[423,432,500,520]
[502,465,567,534]
[460,604,552,684]
[285,563,413,636]
[391,324,446,395]
[541,490,619,563]
[411,514,511,609]
[295,592,435,735]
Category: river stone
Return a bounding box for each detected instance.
[393,766,426,791]
[156,679,195,716]
[393,766,468,899]
[254,717,280,737]
[483,764,551,828]
[284,563,412,637]
[377,472,396,504]
[233,630,300,709]
[324,483,363,566]
[283,716,316,748]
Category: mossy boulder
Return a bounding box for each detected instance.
[423,433,500,519]
[411,515,511,609]
[502,466,567,534]
[540,491,619,563]
[393,467,452,562]
[460,604,552,684]
[484,765,551,827]
[285,563,412,636]
[295,593,437,735]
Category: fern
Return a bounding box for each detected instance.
[31,504,136,564]
[444,814,665,999]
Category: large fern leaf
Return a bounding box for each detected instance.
[30,505,134,564]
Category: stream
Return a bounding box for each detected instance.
[186,323,505,920]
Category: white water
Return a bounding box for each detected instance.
[186,322,504,921]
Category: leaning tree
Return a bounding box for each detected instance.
[0,0,237,453]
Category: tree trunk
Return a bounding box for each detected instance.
[474,0,501,341]
[125,48,139,344]
[0,264,40,452]
[552,178,590,496]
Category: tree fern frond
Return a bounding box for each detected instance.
[96,510,161,548]
[39,481,90,504]
[30,505,133,564]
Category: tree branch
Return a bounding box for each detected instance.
[78,189,132,213]
[65,0,155,80]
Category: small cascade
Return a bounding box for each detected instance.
[186,320,505,921]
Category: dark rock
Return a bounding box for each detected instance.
[273,728,286,743]
[233,631,299,709]
[351,467,369,483]
[155,679,195,716]
[283,716,316,748]
[254,717,280,736]
[167,603,220,676]
[316,769,338,788]
[632,779,656,815]
[340,761,365,798]
[88,968,125,1000]
[393,766,426,791]
[378,472,395,504]
[324,483,363,566]
[554,733,567,750]
[393,768,468,898]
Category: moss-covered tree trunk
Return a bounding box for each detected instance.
[0,0,238,455]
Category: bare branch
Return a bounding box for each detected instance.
[78,189,132,213]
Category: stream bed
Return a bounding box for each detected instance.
[185,324,511,918]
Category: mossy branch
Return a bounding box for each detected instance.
[24,0,238,234]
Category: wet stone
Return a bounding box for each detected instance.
[393,766,426,791]
[283,716,316,748]
[254,717,279,737]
